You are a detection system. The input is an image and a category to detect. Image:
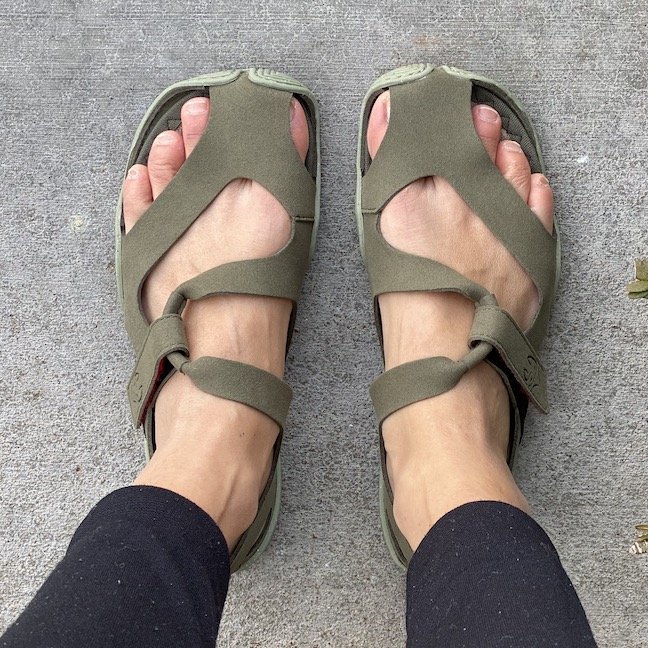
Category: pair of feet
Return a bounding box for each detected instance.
[128,90,554,552]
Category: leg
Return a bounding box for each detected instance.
[1,487,229,647]
[366,93,596,645]
[406,502,596,647]
[2,92,310,646]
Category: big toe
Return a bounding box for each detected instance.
[366,91,390,159]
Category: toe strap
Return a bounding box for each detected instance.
[469,301,548,412]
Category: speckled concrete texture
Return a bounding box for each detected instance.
[1,1,646,646]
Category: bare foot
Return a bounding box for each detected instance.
[367,92,554,549]
[123,95,309,549]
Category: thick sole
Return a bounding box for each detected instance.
[116,68,319,570]
[356,64,563,571]
[378,471,408,571]
[237,459,283,571]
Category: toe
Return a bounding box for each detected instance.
[290,97,309,163]
[366,91,390,159]
[147,130,185,199]
[472,104,501,162]
[123,164,153,233]
[181,97,210,157]
[527,174,554,233]
[495,139,531,201]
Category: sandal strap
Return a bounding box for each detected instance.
[161,221,312,315]
[128,314,188,425]
[469,302,547,411]
[180,357,292,428]
[125,224,309,427]
[361,67,557,306]
[370,292,547,424]
[121,72,316,350]
[128,314,292,428]
[364,212,490,303]
[370,342,492,425]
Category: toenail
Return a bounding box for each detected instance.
[502,140,522,152]
[127,167,140,180]
[290,99,297,123]
[185,98,209,115]
[536,174,550,187]
[155,131,177,145]
[477,105,499,123]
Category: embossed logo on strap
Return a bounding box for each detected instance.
[523,356,541,392]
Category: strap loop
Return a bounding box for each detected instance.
[469,300,548,412]
[127,317,292,429]
[128,314,188,426]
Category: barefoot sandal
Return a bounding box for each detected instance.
[116,69,320,572]
[356,65,560,569]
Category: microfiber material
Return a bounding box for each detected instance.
[362,69,557,315]
[468,302,548,411]
[182,356,293,428]
[128,314,188,424]
[406,501,597,647]
[120,73,317,430]
[0,487,230,648]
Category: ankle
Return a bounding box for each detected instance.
[382,363,511,460]
[134,374,279,548]
[382,363,530,549]
[134,446,265,549]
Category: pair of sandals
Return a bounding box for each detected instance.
[116,65,559,572]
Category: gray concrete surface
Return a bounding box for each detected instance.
[1,1,647,646]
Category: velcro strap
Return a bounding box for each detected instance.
[469,303,548,412]
[128,314,188,426]
[180,357,292,429]
[370,342,491,425]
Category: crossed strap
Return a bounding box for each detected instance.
[127,305,292,430]
[361,67,558,428]
[125,199,314,430]
[370,293,547,425]
[120,72,316,431]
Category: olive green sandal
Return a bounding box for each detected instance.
[356,65,560,570]
[115,69,320,572]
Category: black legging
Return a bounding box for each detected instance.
[1,487,597,647]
